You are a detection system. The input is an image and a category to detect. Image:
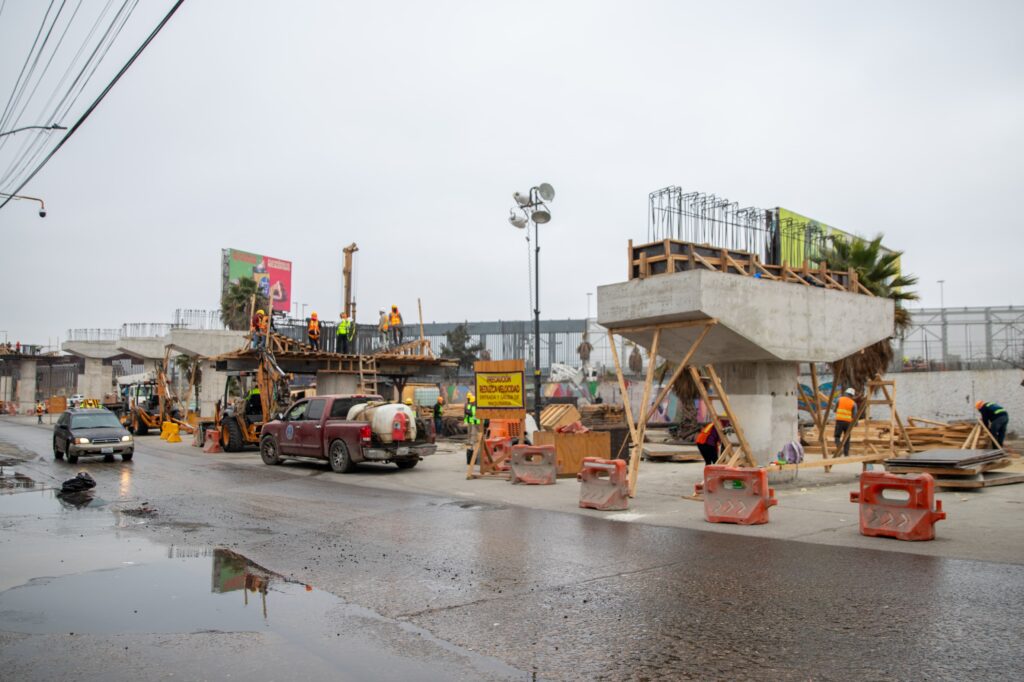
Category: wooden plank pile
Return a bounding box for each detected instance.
[801,417,997,454]
[579,404,625,428]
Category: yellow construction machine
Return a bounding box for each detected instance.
[215,348,290,451]
[118,350,196,436]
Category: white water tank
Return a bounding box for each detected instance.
[347,402,417,443]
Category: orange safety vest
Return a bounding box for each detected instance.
[308,319,320,338]
[695,423,715,444]
[389,311,402,326]
[836,396,855,423]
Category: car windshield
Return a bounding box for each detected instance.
[70,412,122,429]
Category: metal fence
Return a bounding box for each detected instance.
[894,306,1024,371]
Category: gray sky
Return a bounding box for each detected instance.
[1,0,1021,350]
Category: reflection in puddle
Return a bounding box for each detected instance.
[0,472,35,490]
[0,548,317,635]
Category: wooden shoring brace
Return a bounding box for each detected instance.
[702,365,757,467]
[874,379,915,454]
[464,429,487,479]
[607,320,717,497]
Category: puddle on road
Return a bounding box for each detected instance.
[0,472,36,490]
[0,487,110,515]
[0,548,316,635]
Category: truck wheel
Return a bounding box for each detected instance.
[223,419,244,452]
[260,436,282,465]
[53,437,64,460]
[121,451,133,462]
[328,440,355,473]
[395,459,418,470]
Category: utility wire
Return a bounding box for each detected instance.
[0,0,137,188]
[0,1,57,136]
[0,0,184,212]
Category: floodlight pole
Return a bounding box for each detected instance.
[532,187,542,425]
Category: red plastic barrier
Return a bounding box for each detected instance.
[202,428,223,453]
[850,471,946,541]
[509,445,557,485]
[695,465,777,525]
[577,457,629,511]
[483,437,513,473]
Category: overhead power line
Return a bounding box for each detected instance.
[0,0,185,213]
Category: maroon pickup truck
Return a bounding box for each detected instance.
[258,394,436,473]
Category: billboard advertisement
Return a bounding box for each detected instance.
[775,208,898,272]
[221,249,292,313]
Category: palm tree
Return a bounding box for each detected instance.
[174,354,203,411]
[220,279,268,331]
[821,233,919,389]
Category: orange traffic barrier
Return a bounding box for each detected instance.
[202,428,223,453]
[487,419,522,441]
[695,465,777,525]
[577,457,629,511]
[483,437,513,473]
[850,471,946,541]
[509,445,557,485]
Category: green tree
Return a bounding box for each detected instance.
[220,279,268,332]
[821,233,919,389]
[441,323,485,371]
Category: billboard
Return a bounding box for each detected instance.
[775,208,898,272]
[221,249,292,313]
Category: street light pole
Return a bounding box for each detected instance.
[533,196,541,425]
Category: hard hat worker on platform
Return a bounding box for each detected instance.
[307,312,321,351]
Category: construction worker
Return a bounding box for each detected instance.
[35,401,44,424]
[307,312,321,351]
[834,388,857,457]
[976,400,1009,446]
[464,392,481,464]
[337,312,354,354]
[433,396,444,438]
[378,309,390,350]
[388,305,404,347]
[694,419,729,465]
[251,309,265,350]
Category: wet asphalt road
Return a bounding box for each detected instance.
[1,418,1022,681]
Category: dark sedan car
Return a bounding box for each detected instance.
[53,408,134,464]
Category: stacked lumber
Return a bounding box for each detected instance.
[579,404,625,428]
[801,417,995,453]
[539,404,582,431]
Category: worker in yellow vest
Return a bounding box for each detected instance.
[307,312,321,351]
[337,312,354,354]
[464,392,480,464]
[36,401,44,424]
[834,388,857,456]
[388,305,404,347]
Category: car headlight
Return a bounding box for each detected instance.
[121,435,132,442]
[75,437,90,445]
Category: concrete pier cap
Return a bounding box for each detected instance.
[598,269,894,465]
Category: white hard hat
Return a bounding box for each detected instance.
[844,388,856,396]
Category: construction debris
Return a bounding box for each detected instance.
[539,404,582,431]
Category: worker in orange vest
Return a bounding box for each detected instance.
[388,305,404,347]
[307,312,321,351]
[834,388,857,456]
[35,401,44,424]
[694,418,729,465]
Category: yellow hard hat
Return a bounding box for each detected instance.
[391,304,397,310]
[404,398,413,405]
[311,312,318,319]
[467,392,475,401]
[257,309,265,315]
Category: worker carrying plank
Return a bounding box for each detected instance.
[336,312,354,354]
[307,312,321,351]
[976,400,1009,446]
[834,388,857,456]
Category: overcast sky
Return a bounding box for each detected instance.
[1,0,1021,350]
